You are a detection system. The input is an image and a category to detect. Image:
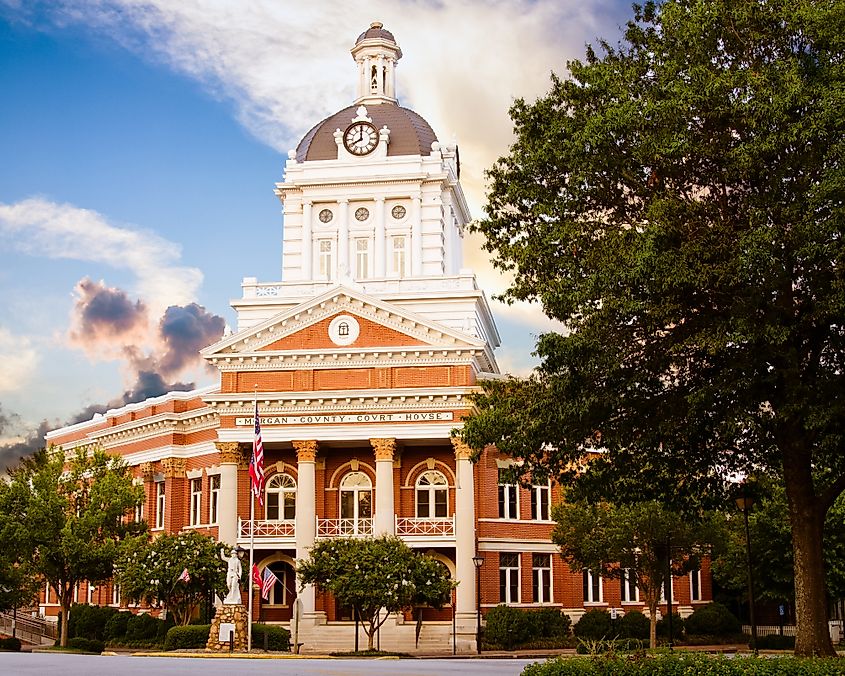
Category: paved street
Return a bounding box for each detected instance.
[0,653,540,676]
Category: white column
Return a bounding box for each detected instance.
[294,440,318,616]
[374,197,386,278]
[452,439,477,625]
[371,438,396,535]
[302,200,313,280]
[377,55,385,96]
[358,59,366,99]
[215,442,241,547]
[443,203,454,275]
[365,56,372,94]
[411,194,423,276]
[338,199,349,280]
[386,60,395,99]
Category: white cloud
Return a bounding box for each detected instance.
[0,327,39,392]
[0,197,203,313]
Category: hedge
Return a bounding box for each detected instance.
[574,610,613,640]
[0,637,22,652]
[655,612,684,638]
[125,612,172,641]
[484,606,572,649]
[67,637,105,654]
[164,624,210,650]
[754,634,796,650]
[522,654,845,675]
[684,602,740,636]
[68,604,120,641]
[104,611,131,641]
[618,611,649,640]
[251,623,291,651]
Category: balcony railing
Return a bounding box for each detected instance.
[239,519,295,539]
[317,517,373,538]
[395,517,455,537]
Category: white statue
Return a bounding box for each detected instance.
[222,549,242,605]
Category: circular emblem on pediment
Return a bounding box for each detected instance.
[328,314,360,346]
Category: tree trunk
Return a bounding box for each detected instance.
[60,596,70,648]
[783,456,836,657]
[646,593,658,650]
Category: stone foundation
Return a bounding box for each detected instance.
[206,603,248,652]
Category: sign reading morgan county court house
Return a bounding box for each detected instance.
[234,411,455,426]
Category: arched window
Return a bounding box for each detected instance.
[266,473,296,521]
[340,471,372,523]
[416,470,448,518]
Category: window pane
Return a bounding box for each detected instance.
[358,491,372,518]
[417,491,429,518]
[434,489,447,517]
[267,493,279,520]
[283,493,296,520]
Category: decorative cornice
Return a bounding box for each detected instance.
[161,457,187,479]
[293,440,318,463]
[87,410,219,448]
[370,437,396,461]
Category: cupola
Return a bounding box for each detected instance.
[351,21,402,105]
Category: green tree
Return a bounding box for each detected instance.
[462,0,845,657]
[712,478,845,608]
[4,447,144,646]
[296,535,454,651]
[553,499,707,648]
[0,479,40,614]
[115,531,227,626]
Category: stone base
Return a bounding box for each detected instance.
[206,603,248,651]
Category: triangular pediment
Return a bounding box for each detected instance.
[201,285,486,359]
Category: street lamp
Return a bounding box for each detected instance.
[472,555,484,654]
[735,483,758,655]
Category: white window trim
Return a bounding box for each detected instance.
[498,469,520,520]
[415,470,449,519]
[689,569,702,602]
[209,474,220,525]
[499,554,521,604]
[532,554,553,604]
[155,481,165,530]
[621,568,640,603]
[530,481,551,521]
[189,478,202,527]
[583,569,603,604]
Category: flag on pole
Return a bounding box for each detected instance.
[178,567,190,583]
[261,567,279,601]
[249,398,265,505]
[251,563,262,590]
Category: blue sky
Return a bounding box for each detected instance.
[0,0,631,467]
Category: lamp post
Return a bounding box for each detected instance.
[735,484,758,655]
[472,555,484,654]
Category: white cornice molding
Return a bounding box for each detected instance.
[121,441,221,467]
[216,421,461,443]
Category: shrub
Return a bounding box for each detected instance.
[755,634,795,650]
[164,624,210,650]
[251,623,291,651]
[685,602,740,636]
[67,637,105,653]
[105,611,131,640]
[483,605,534,648]
[618,610,649,639]
[523,654,845,675]
[530,607,572,638]
[573,609,613,640]
[0,637,22,652]
[656,612,684,638]
[70,604,119,640]
[126,613,162,641]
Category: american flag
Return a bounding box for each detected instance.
[178,567,190,583]
[249,399,265,505]
[261,567,279,601]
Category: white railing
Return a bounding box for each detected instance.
[238,519,295,539]
[0,611,57,644]
[317,518,373,538]
[395,517,455,537]
[743,624,797,637]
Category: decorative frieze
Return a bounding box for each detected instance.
[293,440,318,463]
[370,437,396,461]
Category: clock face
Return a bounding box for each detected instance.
[343,122,378,156]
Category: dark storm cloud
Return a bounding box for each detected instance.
[69,278,149,344]
[157,303,226,377]
[0,415,54,473]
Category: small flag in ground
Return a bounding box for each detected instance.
[261,567,279,601]
[251,563,262,590]
[178,567,190,583]
[249,399,265,505]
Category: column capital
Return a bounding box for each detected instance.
[161,457,187,479]
[139,461,155,480]
[370,438,396,461]
[216,441,242,465]
[293,440,319,463]
[451,437,474,461]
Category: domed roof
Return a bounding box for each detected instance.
[356,21,396,44]
[295,103,438,162]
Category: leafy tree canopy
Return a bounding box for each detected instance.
[115,530,227,626]
[462,0,845,657]
[297,535,454,651]
[3,447,144,645]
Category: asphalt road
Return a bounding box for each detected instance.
[0,653,540,676]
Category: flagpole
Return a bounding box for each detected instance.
[248,386,257,652]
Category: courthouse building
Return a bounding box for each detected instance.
[43,23,712,652]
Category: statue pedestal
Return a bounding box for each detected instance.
[206,603,248,652]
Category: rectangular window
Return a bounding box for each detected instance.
[355,238,369,279]
[155,481,165,529]
[134,498,143,523]
[690,569,701,602]
[112,584,121,606]
[86,584,95,605]
[498,468,518,519]
[318,239,333,279]
[209,474,220,525]
[531,482,550,521]
[499,552,520,604]
[532,553,552,604]
[621,569,639,603]
[392,235,406,277]
[44,582,51,604]
[189,478,202,526]
[660,572,674,603]
[268,567,286,606]
[583,569,602,603]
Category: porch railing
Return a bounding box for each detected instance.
[238,519,295,539]
[317,518,373,538]
[395,517,455,537]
